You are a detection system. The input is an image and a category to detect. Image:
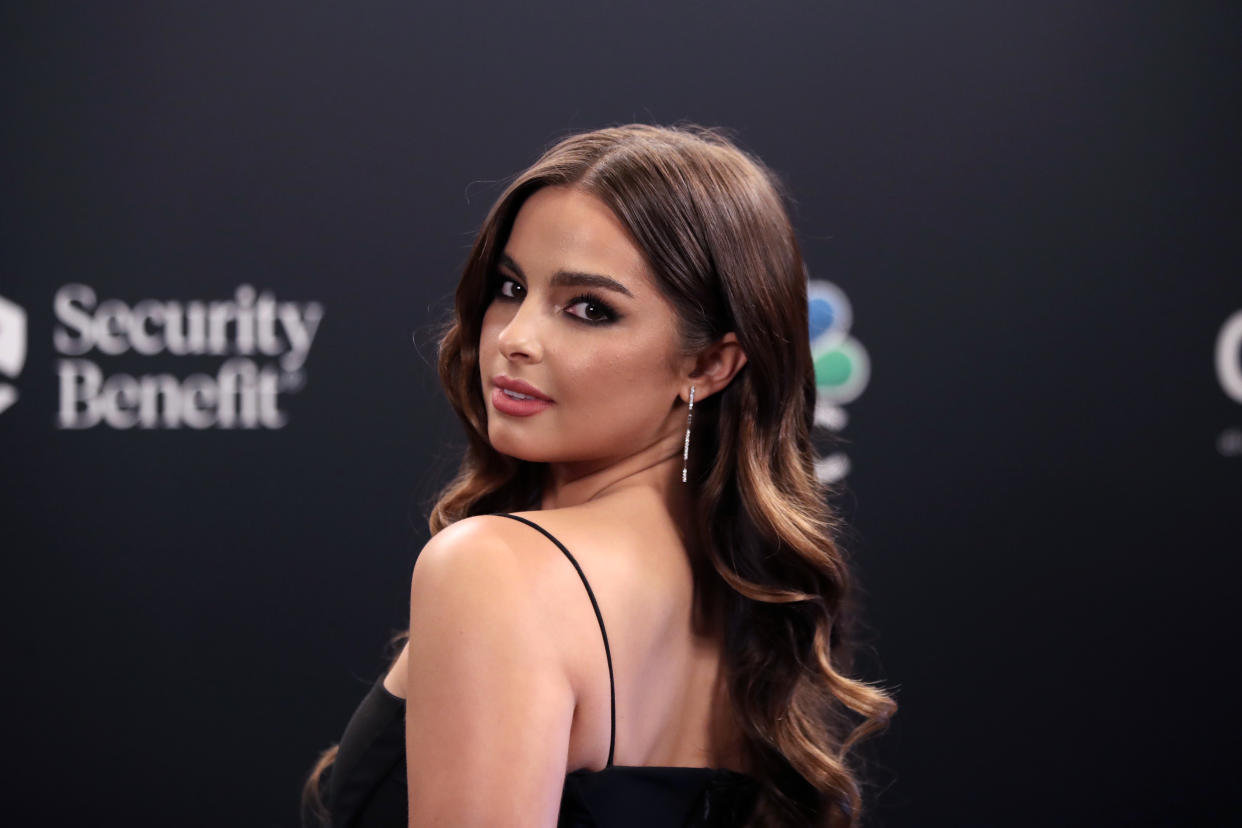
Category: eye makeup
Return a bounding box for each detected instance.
[488,272,622,325]
[563,292,620,324]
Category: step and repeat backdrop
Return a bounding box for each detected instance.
[3,3,1238,826]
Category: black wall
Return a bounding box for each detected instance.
[3,3,1239,825]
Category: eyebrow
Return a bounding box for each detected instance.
[499,252,634,299]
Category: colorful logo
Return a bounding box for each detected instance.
[0,294,27,415]
[808,280,869,483]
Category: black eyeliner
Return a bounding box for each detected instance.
[488,272,524,300]
[489,273,620,324]
[565,291,620,324]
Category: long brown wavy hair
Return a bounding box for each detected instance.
[306,123,895,827]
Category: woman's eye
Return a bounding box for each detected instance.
[497,277,522,299]
[565,297,615,324]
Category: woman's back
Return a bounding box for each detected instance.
[512,492,746,773]
[325,491,758,826]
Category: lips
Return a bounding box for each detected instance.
[490,375,554,417]
[492,375,553,402]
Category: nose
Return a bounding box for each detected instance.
[496,300,543,363]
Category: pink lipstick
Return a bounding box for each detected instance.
[491,375,554,417]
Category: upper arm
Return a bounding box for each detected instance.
[404,517,575,827]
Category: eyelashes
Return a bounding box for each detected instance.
[564,292,619,324]
[491,274,522,301]
[488,274,621,325]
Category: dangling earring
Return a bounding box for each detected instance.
[681,385,696,483]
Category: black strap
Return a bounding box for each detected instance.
[491,512,616,767]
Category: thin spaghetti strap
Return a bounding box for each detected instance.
[491,513,616,768]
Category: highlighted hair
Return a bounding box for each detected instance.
[307,124,894,827]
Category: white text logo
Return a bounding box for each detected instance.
[53,284,322,429]
[0,294,27,415]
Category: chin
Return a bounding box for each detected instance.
[486,424,548,463]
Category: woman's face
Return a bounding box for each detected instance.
[479,185,688,468]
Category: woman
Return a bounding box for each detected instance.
[305,123,895,827]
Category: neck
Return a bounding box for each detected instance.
[538,417,691,520]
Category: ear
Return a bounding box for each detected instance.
[681,332,748,403]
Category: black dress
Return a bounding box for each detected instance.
[324,513,760,827]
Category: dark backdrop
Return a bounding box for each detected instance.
[3,3,1238,826]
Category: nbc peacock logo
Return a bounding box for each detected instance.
[807,280,869,483]
[0,294,27,416]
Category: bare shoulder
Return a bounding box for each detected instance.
[408,513,625,666]
[413,513,594,600]
[410,515,581,642]
[504,498,698,640]
[413,514,518,580]
[506,496,693,591]
[404,514,582,822]
[410,501,694,660]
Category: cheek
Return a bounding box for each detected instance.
[557,336,677,425]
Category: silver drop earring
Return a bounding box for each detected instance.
[681,385,696,483]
